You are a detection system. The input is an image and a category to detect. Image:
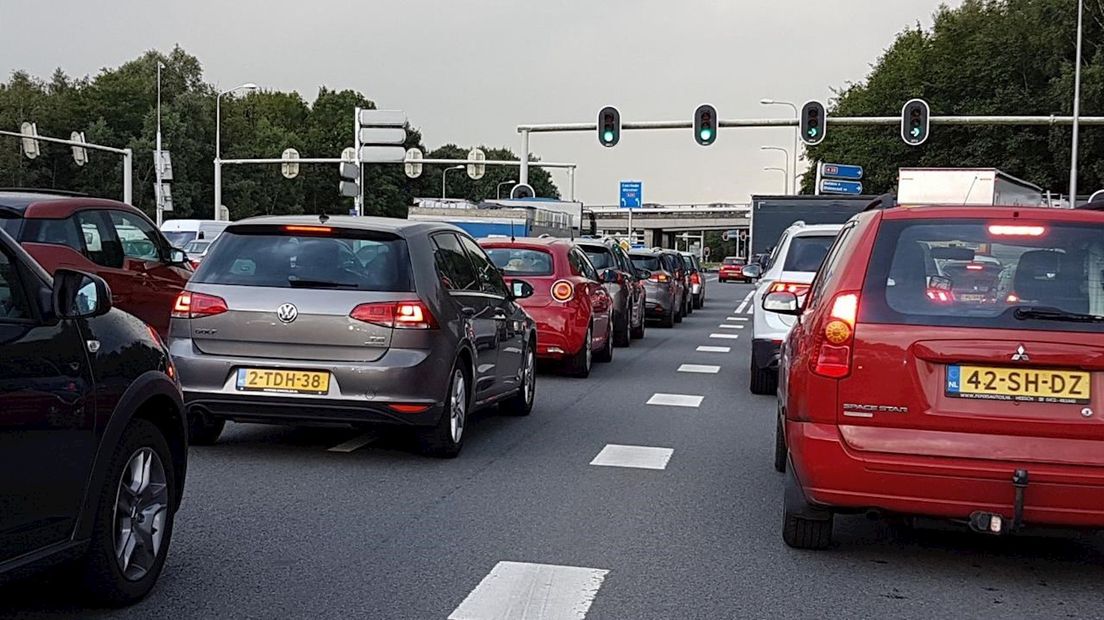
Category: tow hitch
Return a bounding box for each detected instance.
[968,469,1029,535]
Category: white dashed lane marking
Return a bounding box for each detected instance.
[727,316,749,322]
[678,364,720,374]
[696,346,731,353]
[590,444,674,470]
[449,561,609,620]
[709,333,740,340]
[646,393,704,408]
[734,290,755,314]
[718,324,744,329]
[326,433,376,453]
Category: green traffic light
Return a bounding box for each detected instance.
[807,128,819,138]
[603,130,614,143]
[700,128,713,142]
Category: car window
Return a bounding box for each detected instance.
[0,216,22,239]
[861,218,1104,333]
[611,245,633,273]
[76,211,124,269]
[459,235,508,297]
[485,248,554,276]
[23,217,83,251]
[807,224,856,310]
[723,257,745,266]
[581,246,614,270]
[432,233,480,292]
[163,230,196,247]
[782,234,837,272]
[192,228,414,292]
[631,254,662,271]
[766,233,788,270]
[108,211,163,262]
[0,249,30,321]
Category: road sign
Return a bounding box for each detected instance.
[739,230,748,241]
[358,146,407,163]
[155,183,172,212]
[703,246,711,259]
[819,179,864,195]
[281,148,300,179]
[511,183,535,199]
[820,163,862,180]
[357,109,406,127]
[20,122,39,159]
[70,131,88,166]
[405,148,424,178]
[357,127,406,145]
[154,150,173,180]
[620,181,642,209]
[722,229,737,241]
[467,148,486,180]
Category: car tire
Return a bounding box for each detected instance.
[674,300,683,323]
[595,324,614,363]
[773,415,787,473]
[663,305,677,328]
[78,418,177,606]
[501,345,535,417]
[186,411,224,446]
[750,359,778,395]
[566,325,593,378]
[631,313,645,339]
[684,295,693,316]
[782,466,833,550]
[693,293,703,310]
[613,309,631,347]
[417,366,468,458]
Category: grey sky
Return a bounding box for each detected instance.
[0,0,958,205]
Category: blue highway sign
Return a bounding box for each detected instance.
[620,181,642,209]
[819,179,863,195]
[820,163,863,180]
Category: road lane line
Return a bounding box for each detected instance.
[647,393,704,408]
[696,345,731,353]
[718,324,744,329]
[709,333,740,340]
[729,316,749,322]
[678,364,721,374]
[590,444,674,470]
[326,433,376,453]
[734,290,755,313]
[449,561,609,620]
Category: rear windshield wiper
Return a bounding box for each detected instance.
[1013,306,1104,324]
[287,278,359,289]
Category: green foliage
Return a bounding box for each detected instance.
[805,0,1104,195]
[0,47,559,220]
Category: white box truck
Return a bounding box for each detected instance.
[897,168,1046,207]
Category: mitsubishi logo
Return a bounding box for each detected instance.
[1011,344,1029,362]
[276,303,298,323]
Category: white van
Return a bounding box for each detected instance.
[161,219,229,248]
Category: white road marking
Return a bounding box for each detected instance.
[730,317,749,322]
[647,393,704,408]
[734,290,755,314]
[718,324,744,329]
[678,364,721,374]
[326,433,376,453]
[709,333,740,340]
[590,444,674,470]
[696,345,731,353]
[746,303,755,315]
[449,561,609,620]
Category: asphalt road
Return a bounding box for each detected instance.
[4,280,1104,619]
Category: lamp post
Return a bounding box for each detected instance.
[442,165,464,199]
[155,62,164,226]
[761,146,791,194]
[496,179,516,200]
[1069,0,1085,205]
[761,99,800,193]
[764,167,788,194]
[214,82,259,220]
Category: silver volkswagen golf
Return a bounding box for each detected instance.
[168,215,537,457]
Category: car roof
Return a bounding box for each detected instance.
[226,214,449,236]
[0,191,135,218]
[788,223,844,236]
[882,205,1104,223]
[479,236,574,250]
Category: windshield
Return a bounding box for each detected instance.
[192,229,413,292]
[783,235,837,272]
[163,231,196,247]
[185,240,212,253]
[581,246,613,270]
[485,248,554,276]
[861,219,1104,333]
[723,257,745,266]
[631,255,662,271]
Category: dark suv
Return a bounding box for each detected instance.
[0,229,186,605]
[0,191,193,338]
[576,239,646,344]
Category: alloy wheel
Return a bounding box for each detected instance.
[449,369,467,444]
[113,447,169,582]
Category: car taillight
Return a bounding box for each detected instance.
[551,279,575,302]
[988,224,1046,237]
[648,272,669,283]
[690,272,701,285]
[769,281,810,297]
[350,301,437,329]
[925,288,955,304]
[811,292,858,379]
[171,291,228,319]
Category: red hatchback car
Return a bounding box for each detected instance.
[0,191,192,337]
[481,237,614,377]
[765,201,1104,549]
[718,256,748,282]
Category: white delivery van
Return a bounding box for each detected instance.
[160,219,230,248]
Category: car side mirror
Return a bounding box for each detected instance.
[636,269,652,280]
[602,268,619,284]
[762,291,800,316]
[510,280,534,300]
[742,264,762,279]
[168,248,188,265]
[53,269,112,319]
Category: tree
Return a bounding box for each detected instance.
[411,144,561,201]
[804,0,1104,196]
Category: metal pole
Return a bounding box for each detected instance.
[354,106,363,216]
[518,115,1104,133]
[761,146,791,193]
[496,179,516,200]
[569,167,576,202]
[123,148,133,205]
[1070,0,1085,204]
[814,162,823,196]
[442,165,462,199]
[215,91,222,219]
[765,167,787,194]
[155,63,163,226]
[628,208,633,245]
[519,129,530,186]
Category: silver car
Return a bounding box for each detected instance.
[169,216,538,457]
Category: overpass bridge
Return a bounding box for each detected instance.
[588,203,749,247]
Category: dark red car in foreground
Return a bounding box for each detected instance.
[482,237,613,377]
[719,256,748,282]
[765,201,1104,549]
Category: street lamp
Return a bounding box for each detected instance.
[764,167,788,194]
[214,82,259,219]
[761,99,800,193]
[496,179,516,200]
[761,146,791,194]
[442,165,464,199]
[1069,0,1085,204]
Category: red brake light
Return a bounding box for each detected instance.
[988,224,1046,237]
[812,292,859,379]
[284,225,333,234]
[690,272,701,285]
[350,301,437,329]
[171,291,228,319]
[769,281,810,297]
[965,263,984,271]
[551,280,575,302]
[649,272,669,283]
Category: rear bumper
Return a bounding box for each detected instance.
[525,306,587,359]
[788,421,1104,528]
[718,270,746,281]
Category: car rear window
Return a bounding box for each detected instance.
[581,246,614,270]
[723,257,745,266]
[485,248,554,276]
[631,254,662,271]
[163,231,197,247]
[782,235,837,272]
[861,218,1104,333]
[0,216,21,239]
[192,227,413,292]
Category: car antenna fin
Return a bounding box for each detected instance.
[319,211,330,224]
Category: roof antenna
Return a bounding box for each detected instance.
[510,218,516,242]
[319,211,330,224]
[962,175,980,206]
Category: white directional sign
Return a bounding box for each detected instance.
[359,146,407,163]
[467,148,486,180]
[357,109,406,127]
[358,127,406,145]
[155,183,173,212]
[20,122,40,159]
[155,150,173,180]
[281,148,300,179]
[70,131,88,166]
[405,148,424,179]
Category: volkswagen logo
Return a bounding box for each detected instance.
[276,303,298,323]
[1011,344,1029,362]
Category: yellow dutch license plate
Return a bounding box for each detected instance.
[946,365,1091,404]
[236,368,330,395]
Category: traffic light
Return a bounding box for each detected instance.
[901,98,930,146]
[598,106,620,147]
[693,104,717,146]
[800,101,826,146]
